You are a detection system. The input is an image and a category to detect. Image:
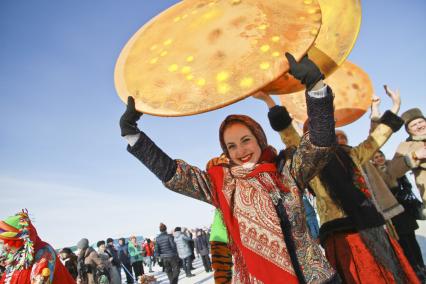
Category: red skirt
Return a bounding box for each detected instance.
[324,231,420,284]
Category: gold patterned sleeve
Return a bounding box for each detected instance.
[351,111,404,165]
[278,122,302,148]
[289,134,333,189]
[351,123,394,166]
[163,159,215,205]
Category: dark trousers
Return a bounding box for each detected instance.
[163,256,181,284]
[398,231,425,269]
[181,256,193,276]
[201,254,212,272]
[122,263,134,283]
[132,260,144,279]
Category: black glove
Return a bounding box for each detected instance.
[285,52,324,91]
[120,96,143,136]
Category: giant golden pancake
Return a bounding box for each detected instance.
[264,0,361,94]
[115,0,322,116]
[280,61,373,127]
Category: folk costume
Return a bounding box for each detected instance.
[208,206,233,284]
[395,108,426,204]
[0,211,76,284]
[373,155,425,279]
[268,105,420,284]
[122,83,340,283]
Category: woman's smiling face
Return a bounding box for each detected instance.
[223,123,262,166]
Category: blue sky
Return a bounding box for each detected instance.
[1,0,425,248]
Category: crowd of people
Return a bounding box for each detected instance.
[51,225,212,284]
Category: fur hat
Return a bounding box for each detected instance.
[401,108,425,130]
[77,238,89,249]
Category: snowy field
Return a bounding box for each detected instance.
[121,257,214,284]
[125,222,426,284]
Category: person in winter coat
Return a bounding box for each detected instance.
[128,236,144,279]
[173,227,194,278]
[104,238,121,284]
[372,150,426,279]
[60,247,79,280]
[96,241,113,284]
[117,238,133,283]
[182,229,195,268]
[395,108,426,209]
[258,84,420,283]
[195,229,212,273]
[120,53,340,283]
[0,211,75,284]
[76,238,108,284]
[142,239,154,273]
[155,223,180,284]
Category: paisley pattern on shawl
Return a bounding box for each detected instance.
[222,162,336,283]
[163,135,337,283]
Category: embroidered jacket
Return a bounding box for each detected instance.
[276,110,404,227]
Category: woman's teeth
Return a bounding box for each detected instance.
[241,154,252,163]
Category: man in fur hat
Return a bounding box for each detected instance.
[394,108,426,207]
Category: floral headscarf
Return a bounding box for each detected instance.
[219,114,268,157]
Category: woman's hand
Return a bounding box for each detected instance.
[120,96,143,136]
[383,85,401,114]
[285,52,324,91]
[370,95,381,120]
[252,91,276,109]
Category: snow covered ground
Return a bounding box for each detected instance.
[123,222,426,284]
[121,257,214,284]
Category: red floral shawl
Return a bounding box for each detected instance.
[207,148,300,283]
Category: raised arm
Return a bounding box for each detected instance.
[290,85,336,188]
[264,53,336,188]
[353,85,404,165]
[120,97,215,204]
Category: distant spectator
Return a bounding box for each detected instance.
[96,240,112,284]
[59,247,78,280]
[118,238,134,283]
[174,227,194,278]
[76,238,108,284]
[195,229,212,273]
[143,239,154,273]
[105,238,121,284]
[128,236,145,279]
[155,223,180,284]
[183,228,195,269]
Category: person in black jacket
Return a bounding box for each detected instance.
[155,223,180,284]
[105,238,122,284]
[194,229,212,273]
[118,238,134,284]
[59,247,78,280]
